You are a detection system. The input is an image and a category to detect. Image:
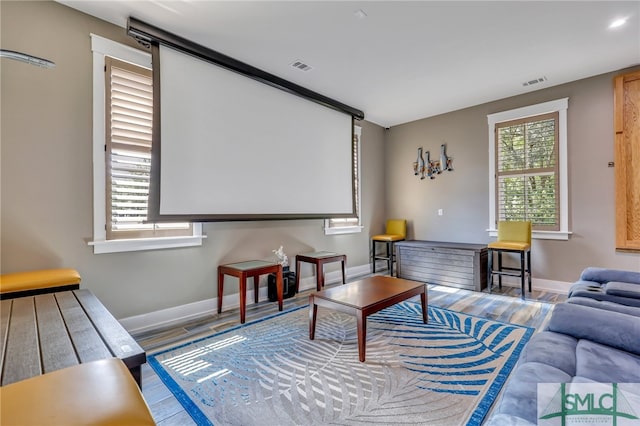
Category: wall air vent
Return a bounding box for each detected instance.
[290,60,313,72]
[522,76,547,87]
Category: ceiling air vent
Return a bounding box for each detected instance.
[522,76,547,87]
[290,60,313,72]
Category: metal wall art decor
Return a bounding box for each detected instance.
[412,144,453,180]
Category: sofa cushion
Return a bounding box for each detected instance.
[547,303,640,355]
[495,362,572,424]
[567,297,640,316]
[485,413,536,426]
[575,339,640,383]
[519,331,577,376]
[605,281,640,299]
[579,267,640,285]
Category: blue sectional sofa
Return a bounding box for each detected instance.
[487,302,640,425]
[568,267,640,307]
[487,267,640,425]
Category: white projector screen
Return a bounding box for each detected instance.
[153,44,356,221]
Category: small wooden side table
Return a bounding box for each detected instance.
[295,251,346,292]
[218,260,283,324]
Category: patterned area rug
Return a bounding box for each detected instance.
[149,302,533,425]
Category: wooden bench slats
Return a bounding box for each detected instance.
[34,294,79,373]
[0,290,145,388]
[2,298,41,385]
[74,289,145,369]
[54,291,113,363]
[397,240,488,292]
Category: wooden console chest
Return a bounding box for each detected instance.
[395,240,488,292]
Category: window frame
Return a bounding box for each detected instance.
[487,98,570,240]
[324,125,363,235]
[89,34,203,254]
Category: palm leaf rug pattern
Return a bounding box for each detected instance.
[149,302,533,426]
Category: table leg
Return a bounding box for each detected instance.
[487,249,493,294]
[239,274,247,324]
[498,251,503,289]
[217,269,224,314]
[295,258,301,293]
[309,296,318,340]
[253,275,259,304]
[388,242,394,277]
[420,290,428,324]
[130,365,142,389]
[276,266,283,311]
[315,261,322,291]
[356,310,366,362]
[341,257,346,284]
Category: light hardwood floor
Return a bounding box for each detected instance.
[134,276,566,425]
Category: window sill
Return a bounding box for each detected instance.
[487,229,571,241]
[89,235,205,254]
[324,226,363,235]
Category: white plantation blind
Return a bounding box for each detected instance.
[327,126,361,232]
[495,112,559,231]
[105,57,191,239]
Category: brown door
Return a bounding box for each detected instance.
[614,70,640,251]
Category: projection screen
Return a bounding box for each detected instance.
[127,17,365,222]
[156,44,355,220]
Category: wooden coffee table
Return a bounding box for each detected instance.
[309,275,427,362]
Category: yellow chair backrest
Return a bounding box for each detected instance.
[497,221,531,244]
[386,219,407,238]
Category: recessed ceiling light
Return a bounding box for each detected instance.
[354,9,368,20]
[609,17,628,29]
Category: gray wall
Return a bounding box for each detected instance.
[1,1,387,318]
[2,1,638,319]
[385,68,640,283]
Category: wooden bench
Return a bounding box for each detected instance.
[0,289,146,387]
[0,268,81,299]
[0,358,155,426]
[396,240,488,292]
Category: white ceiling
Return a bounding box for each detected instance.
[57,1,640,127]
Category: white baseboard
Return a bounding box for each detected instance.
[119,263,371,335]
[120,264,571,334]
[493,276,572,294]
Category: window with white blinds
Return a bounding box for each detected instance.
[325,126,362,234]
[105,57,192,239]
[494,112,559,231]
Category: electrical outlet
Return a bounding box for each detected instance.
[438,209,443,216]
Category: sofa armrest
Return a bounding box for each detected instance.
[579,267,640,285]
[547,303,640,356]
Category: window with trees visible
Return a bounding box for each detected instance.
[325,125,362,234]
[487,98,569,240]
[494,112,559,230]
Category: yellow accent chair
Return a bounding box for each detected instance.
[0,268,81,299]
[371,219,407,276]
[0,358,155,426]
[487,221,532,299]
